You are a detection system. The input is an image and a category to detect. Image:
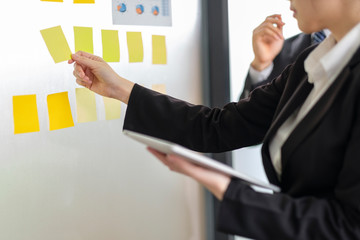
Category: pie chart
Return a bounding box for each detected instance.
[152,6,159,16]
[136,4,144,14]
[117,3,126,13]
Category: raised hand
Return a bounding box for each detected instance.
[69,51,134,104]
[251,14,285,71]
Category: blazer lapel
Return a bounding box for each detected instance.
[261,76,313,185]
[281,67,352,169]
[265,77,313,142]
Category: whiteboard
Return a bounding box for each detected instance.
[0,1,204,239]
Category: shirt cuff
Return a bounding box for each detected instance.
[249,63,274,85]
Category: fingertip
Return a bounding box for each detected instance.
[71,53,79,60]
[147,147,155,154]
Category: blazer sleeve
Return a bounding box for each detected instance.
[239,71,253,100]
[216,94,360,239]
[123,65,291,153]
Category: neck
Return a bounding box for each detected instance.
[330,21,360,42]
[329,5,360,41]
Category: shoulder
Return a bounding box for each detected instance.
[270,33,313,79]
[287,44,317,76]
[284,33,311,46]
[274,33,312,63]
[295,43,317,63]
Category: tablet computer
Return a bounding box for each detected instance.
[123,130,280,192]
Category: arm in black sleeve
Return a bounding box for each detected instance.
[239,71,254,100]
[123,64,291,153]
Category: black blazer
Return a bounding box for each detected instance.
[240,33,312,99]
[123,45,360,239]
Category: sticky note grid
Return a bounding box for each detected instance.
[40,24,167,65]
[12,89,128,134]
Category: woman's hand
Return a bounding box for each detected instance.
[147,147,231,200]
[68,51,134,104]
[251,14,285,71]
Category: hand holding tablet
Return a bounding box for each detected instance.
[124,130,280,192]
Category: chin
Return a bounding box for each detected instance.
[298,23,318,34]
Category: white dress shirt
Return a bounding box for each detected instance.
[249,62,274,85]
[268,23,360,178]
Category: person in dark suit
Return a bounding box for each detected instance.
[240,14,325,100]
[69,0,360,238]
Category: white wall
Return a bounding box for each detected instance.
[0,1,205,240]
[228,1,301,239]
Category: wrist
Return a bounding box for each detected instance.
[214,175,231,200]
[193,167,231,201]
[251,59,272,72]
[111,75,135,104]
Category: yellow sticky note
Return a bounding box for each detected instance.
[103,97,121,120]
[102,30,120,62]
[47,92,74,131]
[40,26,72,63]
[13,95,40,134]
[127,32,144,63]
[152,35,167,64]
[74,0,95,3]
[152,84,167,94]
[75,88,97,123]
[74,26,94,54]
[41,0,63,2]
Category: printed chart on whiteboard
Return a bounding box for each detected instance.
[112,0,172,26]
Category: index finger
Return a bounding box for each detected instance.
[73,62,87,80]
[265,15,285,29]
[266,14,282,21]
[74,50,95,58]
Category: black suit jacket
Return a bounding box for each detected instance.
[123,45,360,239]
[240,33,312,99]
